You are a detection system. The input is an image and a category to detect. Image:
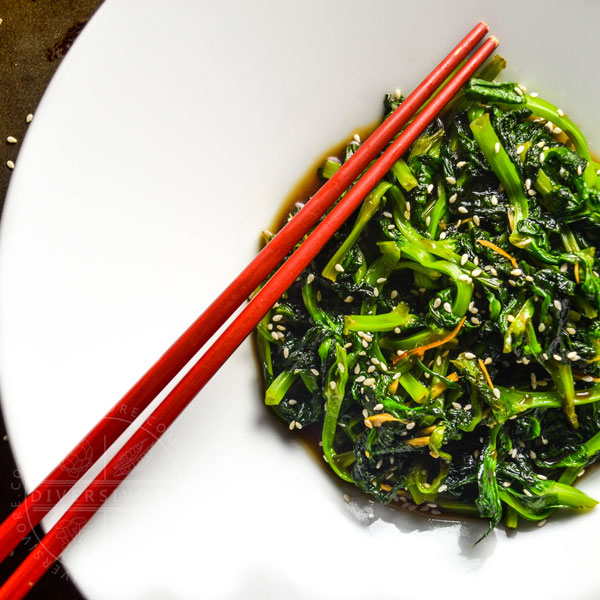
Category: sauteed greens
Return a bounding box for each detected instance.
[256,62,600,534]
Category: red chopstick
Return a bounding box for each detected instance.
[0,21,489,566]
[0,33,498,599]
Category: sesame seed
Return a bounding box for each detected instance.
[334,263,344,273]
[354,364,361,375]
[538,474,548,480]
[406,422,415,430]
[354,133,361,143]
[443,302,452,313]
[311,368,319,376]
[433,298,442,308]
[553,299,562,311]
[393,372,401,380]
[306,273,315,284]
[577,164,583,176]
[289,420,296,430]
[525,275,534,282]
[530,372,537,389]
[553,354,562,362]
[542,353,549,360]
[343,494,351,503]
[502,481,512,488]
[557,108,565,117]
[578,469,585,477]
[363,378,376,386]
[460,253,469,266]
[405,201,411,212]
[514,86,523,96]
[371,357,380,365]
[483,357,492,366]
[425,216,431,226]
[494,142,500,154]
[471,268,482,277]
[566,326,576,335]
[530,450,537,459]
[380,363,388,372]
[510,268,523,277]
[530,92,539,97]
[387,223,395,230]
[537,519,547,528]
[457,206,468,214]
[361,340,368,348]
[567,351,579,361]
[436,355,443,366]
[390,290,398,299]
[383,211,393,218]
[427,183,434,193]
[356,375,365,383]
[343,295,354,304]
[539,152,545,164]
[508,279,517,287]
[367,365,376,373]
[452,402,462,410]
[271,332,279,340]
[458,274,470,282]
[376,277,387,284]
[456,161,467,168]
[376,459,383,469]
[473,214,482,227]
[473,256,480,265]
[449,194,457,204]
[373,288,379,297]
[394,88,402,100]
[373,403,384,410]
[464,352,476,359]
[445,176,457,185]
[516,145,525,154]
[538,323,546,333]
[6,136,17,144]
[6,160,14,170]
[338,362,345,373]
[490,267,498,277]
[404,210,411,220]
[524,489,533,497]
[288,399,297,405]
[295,422,303,430]
[471,317,480,325]
[272,314,283,322]
[554,127,562,135]
[362,409,369,419]
[394,327,401,334]
[283,347,289,359]
[493,388,501,399]
[439,232,447,239]
[507,315,515,323]
[316,290,322,301]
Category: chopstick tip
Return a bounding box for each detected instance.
[489,35,499,47]
[479,21,489,32]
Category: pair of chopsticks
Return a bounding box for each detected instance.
[0,22,497,598]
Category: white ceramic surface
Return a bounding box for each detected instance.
[1,1,599,599]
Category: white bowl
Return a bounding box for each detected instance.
[1,1,599,599]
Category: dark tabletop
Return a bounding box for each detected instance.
[0,2,104,597]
